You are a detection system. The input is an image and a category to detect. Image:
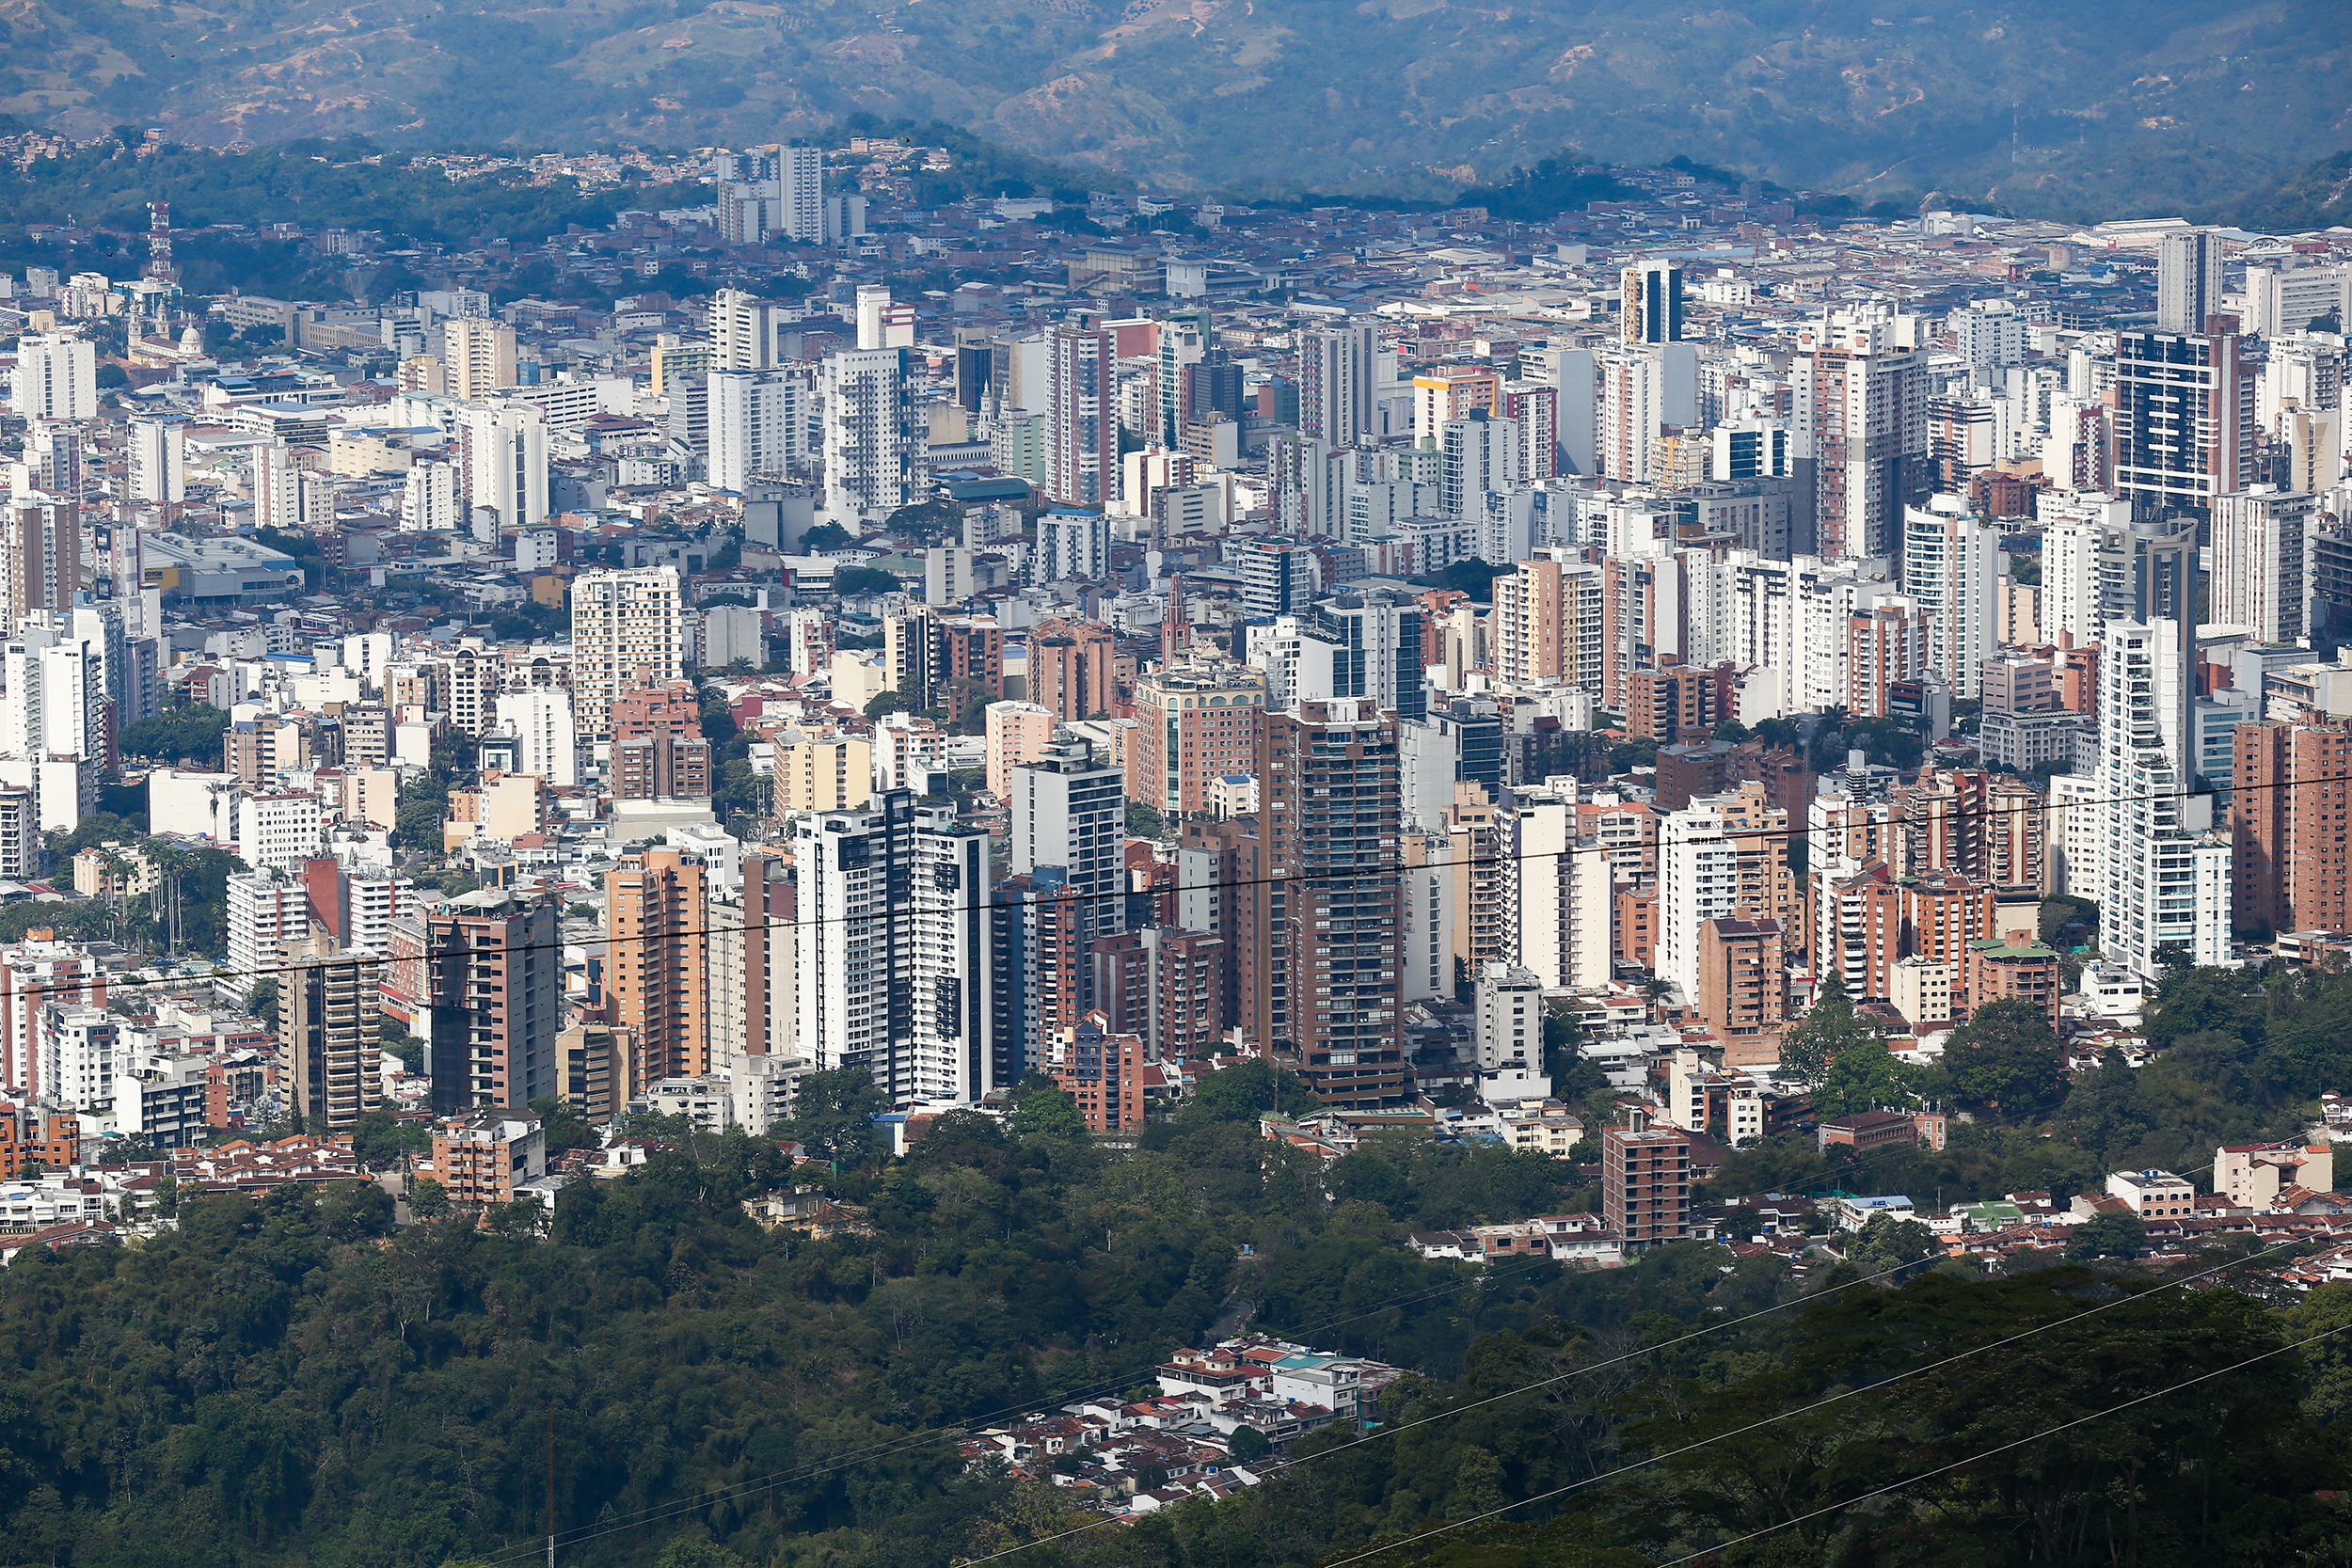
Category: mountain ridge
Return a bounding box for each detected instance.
[1,0,2347,221]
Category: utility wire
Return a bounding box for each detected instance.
[1642,1321,2348,1567]
[968,1227,2332,1568]
[470,1093,2029,1563]
[481,1227,1989,1567]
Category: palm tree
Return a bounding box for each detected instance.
[1641,976,1673,1022]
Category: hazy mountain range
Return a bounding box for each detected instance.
[4,0,2347,219]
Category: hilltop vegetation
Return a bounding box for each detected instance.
[0,0,2344,220]
[14,965,2352,1565]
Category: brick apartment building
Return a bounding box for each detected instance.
[1602,1109,1692,1249]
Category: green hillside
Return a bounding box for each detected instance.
[0,0,2347,217]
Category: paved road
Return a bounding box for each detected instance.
[378,1169,413,1226]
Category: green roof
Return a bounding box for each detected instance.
[1968,934,2057,957]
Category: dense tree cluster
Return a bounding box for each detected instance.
[8,961,2352,1566]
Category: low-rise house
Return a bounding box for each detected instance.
[172,1132,361,1192]
[1816,1109,1920,1152]
[0,1218,119,1264]
[741,1184,870,1237]
[2216,1141,2334,1211]
[416,1111,545,1205]
[2104,1169,2195,1220]
[1824,1194,1916,1231]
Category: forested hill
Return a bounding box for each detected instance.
[0,0,2347,220]
[15,955,2352,1568]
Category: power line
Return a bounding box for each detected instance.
[474,1083,2018,1564]
[1276,1230,2338,1568]
[86,762,2344,998]
[477,1109,2079,1568]
[466,1248,1563,1565]
[1643,1320,2348,1567]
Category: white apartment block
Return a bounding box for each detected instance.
[225,871,307,989]
[792,793,993,1105]
[1657,799,1745,1004]
[2209,486,2316,644]
[234,792,326,873]
[820,348,918,522]
[570,566,686,740]
[2093,620,2232,977]
[37,1003,118,1113]
[1899,497,2001,699]
[494,689,579,787]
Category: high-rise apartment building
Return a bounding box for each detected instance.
[3,501,79,624]
[1238,540,1318,618]
[2155,229,2222,335]
[712,147,823,245]
[1694,917,1788,1053]
[1091,926,1229,1063]
[1032,509,1110,584]
[1411,366,1500,445]
[1298,322,1379,448]
[2246,261,2352,339]
[401,461,460,533]
[1602,1108,1692,1250]
[1621,261,1684,345]
[2112,327,2249,516]
[1028,616,1119,722]
[605,847,711,1098]
[127,417,186,504]
[854,285,915,351]
[2231,720,2352,939]
[793,792,993,1103]
[13,337,96,422]
[0,937,105,1098]
[1951,299,2026,371]
[2092,619,2232,976]
[985,704,1057,800]
[569,566,686,740]
[1438,411,1519,519]
[457,401,548,526]
[1472,961,1549,1101]
[779,736,873,812]
[1794,314,1926,561]
[612,731,712,801]
[1128,664,1267,815]
[707,287,781,371]
[278,930,383,1132]
[492,689,578,787]
[1505,784,1613,992]
[1656,794,1748,1005]
[708,368,811,493]
[409,888,559,1115]
[2038,493,2197,655]
[1491,552,1605,692]
[1047,326,1117,508]
[707,852,797,1067]
[1597,351,1660,482]
[2210,485,2316,644]
[1312,594,1428,722]
[1899,496,2002,699]
[1250,699,1408,1109]
[442,317,517,401]
[1009,740,1128,1021]
[820,347,918,522]
[1499,384,1559,481]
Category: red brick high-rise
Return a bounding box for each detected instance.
[1250,700,1408,1109]
[2233,721,2352,938]
[1602,1109,1692,1250]
[1028,616,1118,723]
